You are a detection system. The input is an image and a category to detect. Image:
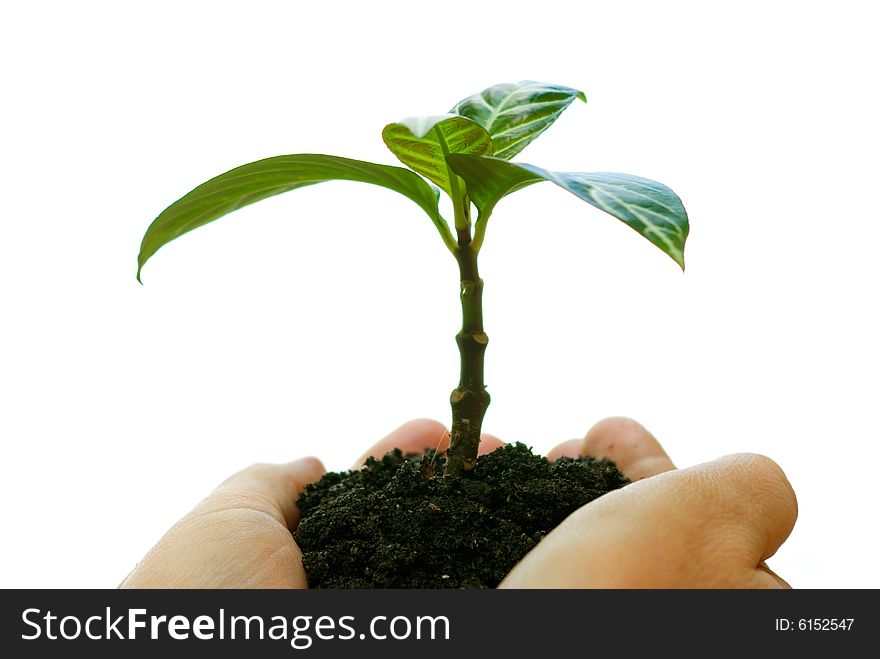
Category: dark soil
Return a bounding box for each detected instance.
[293,443,628,588]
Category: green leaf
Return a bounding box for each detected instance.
[450,81,586,160]
[443,154,540,219]
[447,155,689,269]
[381,114,493,196]
[137,154,453,281]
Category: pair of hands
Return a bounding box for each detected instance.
[120,417,796,588]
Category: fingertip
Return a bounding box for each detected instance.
[478,432,505,454]
[204,457,327,531]
[546,439,582,461]
[583,416,646,452]
[582,417,675,480]
[750,454,798,525]
[289,456,326,484]
[353,419,449,467]
[397,418,449,439]
[710,453,798,559]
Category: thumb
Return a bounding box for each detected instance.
[120,457,325,588]
[201,457,326,529]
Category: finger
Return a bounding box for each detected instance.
[353,419,450,468]
[478,432,506,455]
[711,453,798,566]
[203,457,326,529]
[354,420,506,468]
[546,439,582,461]
[580,417,675,480]
[758,561,791,588]
[122,458,324,589]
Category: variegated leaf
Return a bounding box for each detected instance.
[450,81,585,160]
[381,115,492,196]
[447,154,689,269]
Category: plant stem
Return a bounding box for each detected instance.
[444,242,490,477]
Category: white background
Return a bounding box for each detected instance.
[2,0,877,588]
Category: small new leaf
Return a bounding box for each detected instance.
[447,154,689,269]
[382,115,492,197]
[450,81,586,160]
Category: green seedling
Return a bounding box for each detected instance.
[138,81,689,477]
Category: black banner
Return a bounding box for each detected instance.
[1,589,872,657]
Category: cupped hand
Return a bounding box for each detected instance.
[121,418,796,589]
[502,418,797,588]
[120,419,501,588]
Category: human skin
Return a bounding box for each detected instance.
[120,418,796,588]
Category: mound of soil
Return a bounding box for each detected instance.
[293,443,628,588]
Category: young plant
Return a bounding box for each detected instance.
[138,81,689,477]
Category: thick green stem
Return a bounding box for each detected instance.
[444,243,490,477]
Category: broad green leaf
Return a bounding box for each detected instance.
[137,154,452,281]
[450,81,586,160]
[382,114,492,196]
[447,154,689,269]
